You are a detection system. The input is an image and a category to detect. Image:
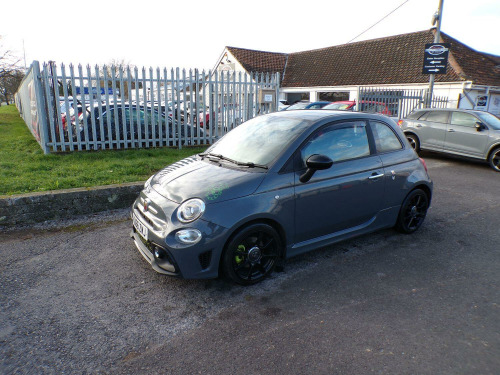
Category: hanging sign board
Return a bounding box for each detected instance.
[422,43,450,74]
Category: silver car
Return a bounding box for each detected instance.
[400,109,500,172]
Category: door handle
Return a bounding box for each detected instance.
[448,129,455,132]
[416,124,422,128]
[368,173,384,180]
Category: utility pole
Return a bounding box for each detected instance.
[427,0,444,107]
[22,39,27,72]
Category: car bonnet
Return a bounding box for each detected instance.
[150,156,266,204]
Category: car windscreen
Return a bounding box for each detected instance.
[287,102,309,110]
[476,112,500,130]
[323,103,350,110]
[207,115,309,166]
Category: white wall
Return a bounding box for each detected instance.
[281,82,470,109]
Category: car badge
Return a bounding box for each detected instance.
[144,198,151,212]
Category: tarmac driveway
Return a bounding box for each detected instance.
[1,152,499,374]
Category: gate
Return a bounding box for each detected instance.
[358,87,448,119]
[15,61,280,153]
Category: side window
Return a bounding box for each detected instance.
[371,121,403,153]
[301,121,370,165]
[422,111,449,123]
[450,112,478,128]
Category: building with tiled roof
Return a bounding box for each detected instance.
[214,29,500,115]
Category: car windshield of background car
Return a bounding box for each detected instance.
[208,115,308,166]
[324,103,350,110]
[476,112,500,130]
[287,102,309,110]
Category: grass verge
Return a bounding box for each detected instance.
[0,105,207,195]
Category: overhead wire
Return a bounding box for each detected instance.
[347,0,412,43]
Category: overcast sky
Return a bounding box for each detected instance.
[2,0,499,71]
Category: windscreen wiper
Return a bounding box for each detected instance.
[199,153,268,169]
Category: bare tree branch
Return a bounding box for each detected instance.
[0,36,22,80]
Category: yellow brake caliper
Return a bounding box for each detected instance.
[235,245,246,265]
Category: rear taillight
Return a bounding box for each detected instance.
[419,157,428,173]
[397,119,403,127]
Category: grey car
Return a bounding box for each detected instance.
[131,110,433,285]
[400,108,500,172]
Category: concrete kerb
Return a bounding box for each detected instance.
[0,182,144,228]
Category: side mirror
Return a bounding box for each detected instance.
[475,122,486,131]
[299,154,333,183]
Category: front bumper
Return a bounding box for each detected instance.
[130,188,228,280]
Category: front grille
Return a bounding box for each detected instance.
[135,206,155,227]
[134,195,167,232]
[198,250,212,270]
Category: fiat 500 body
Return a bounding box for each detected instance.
[131,110,432,285]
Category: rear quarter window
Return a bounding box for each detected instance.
[422,111,449,123]
[371,121,403,153]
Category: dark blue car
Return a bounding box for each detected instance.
[131,110,432,285]
[285,101,332,110]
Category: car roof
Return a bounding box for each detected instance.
[267,108,390,123]
[414,108,486,116]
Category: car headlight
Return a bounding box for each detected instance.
[177,198,205,223]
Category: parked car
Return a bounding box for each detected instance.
[197,103,240,129]
[278,99,290,111]
[322,100,392,115]
[399,108,500,172]
[285,101,332,110]
[74,105,200,145]
[131,110,432,285]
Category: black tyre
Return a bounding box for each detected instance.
[406,133,420,152]
[395,189,429,234]
[223,223,282,285]
[488,147,500,172]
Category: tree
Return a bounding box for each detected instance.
[0,69,24,105]
[0,36,22,105]
[99,59,138,100]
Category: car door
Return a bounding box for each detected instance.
[444,111,489,157]
[294,120,385,245]
[414,110,449,150]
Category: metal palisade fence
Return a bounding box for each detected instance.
[15,61,280,153]
[358,87,448,119]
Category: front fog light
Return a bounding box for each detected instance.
[175,229,202,245]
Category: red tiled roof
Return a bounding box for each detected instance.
[226,46,287,77]
[440,33,500,86]
[226,29,500,88]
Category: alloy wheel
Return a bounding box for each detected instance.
[224,224,281,285]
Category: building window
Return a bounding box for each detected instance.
[318,92,349,102]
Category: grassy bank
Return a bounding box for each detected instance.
[0,105,207,195]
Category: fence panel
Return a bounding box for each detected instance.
[358,87,449,119]
[15,61,280,153]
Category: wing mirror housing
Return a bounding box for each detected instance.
[475,122,486,131]
[299,154,333,183]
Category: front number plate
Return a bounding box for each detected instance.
[133,213,148,241]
